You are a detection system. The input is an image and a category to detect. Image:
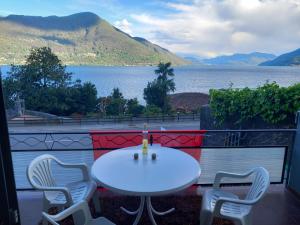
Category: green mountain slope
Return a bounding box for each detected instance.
[260,48,300,66]
[0,12,187,65]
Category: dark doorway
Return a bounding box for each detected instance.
[0,75,21,225]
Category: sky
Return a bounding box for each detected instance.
[1,0,300,58]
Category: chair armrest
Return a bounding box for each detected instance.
[42,213,59,225]
[56,161,90,181]
[214,197,255,214]
[37,186,73,205]
[42,201,90,223]
[213,170,254,188]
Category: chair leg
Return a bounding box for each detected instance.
[200,210,213,225]
[241,215,252,225]
[42,198,49,225]
[92,191,101,214]
[234,220,242,225]
[73,211,85,225]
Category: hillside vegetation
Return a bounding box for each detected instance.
[0,12,187,66]
[260,48,300,66]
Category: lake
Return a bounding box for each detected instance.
[2,65,300,104]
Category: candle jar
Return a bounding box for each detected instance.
[152,153,157,160]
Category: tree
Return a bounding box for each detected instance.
[126,98,144,116]
[105,88,127,116]
[1,68,9,107]
[111,88,123,99]
[2,47,97,116]
[144,62,175,113]
[101,89,144,117]
[23,47,72,87]
[5,47,73,111]
[143,80,165,108]
[66,81,98,115]
[155,62,175,82]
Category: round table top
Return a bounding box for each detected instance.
[91,144,201,196]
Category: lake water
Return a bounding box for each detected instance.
[2,65,300,104]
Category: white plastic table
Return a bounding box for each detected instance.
[91,144,201,225]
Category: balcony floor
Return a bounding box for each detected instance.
[18,184,300,225]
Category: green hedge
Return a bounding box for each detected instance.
[209,82,300,125]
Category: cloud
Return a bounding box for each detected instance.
[130,0,300,57]
[114,19,133,35]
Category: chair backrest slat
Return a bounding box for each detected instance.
[246,167,270,201]
[27,154,57,188]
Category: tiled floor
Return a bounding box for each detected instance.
[210,185,300,225]
[252,186,300,225]
[18,185,300,225]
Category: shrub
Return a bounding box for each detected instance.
[209,82,300,125]
[143,105,162,116]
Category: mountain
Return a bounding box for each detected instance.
[202,52,276,66]
[176,53,203,64]
[0,12,187,65]
[259,48,300,66]
[183,56,202,64]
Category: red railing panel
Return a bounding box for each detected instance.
[90,130,206,160]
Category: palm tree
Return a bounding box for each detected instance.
[144,62,176,113]
[155,62,174,80]
[155,62,175,92]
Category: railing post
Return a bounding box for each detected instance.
[288,111,300,193]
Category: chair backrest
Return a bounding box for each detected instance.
[27,154,58,188]
[246,167,270,202]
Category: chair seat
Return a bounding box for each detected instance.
[90,217,115,225]
[45,181,97,205]
[202,189,251,219]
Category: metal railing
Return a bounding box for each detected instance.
[8,113,200,126]
[11,129,296,190]
[10,129,295,150]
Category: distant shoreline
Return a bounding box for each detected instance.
[2,63,299,67]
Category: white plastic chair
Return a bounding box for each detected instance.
[43,200,115,225]
[27,154,101,225]
[199,167,270,225]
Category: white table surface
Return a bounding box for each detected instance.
[91,144,201,196]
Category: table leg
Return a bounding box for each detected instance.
[121,196,175,225]
[146,196,175,225]
[121,196,145,225]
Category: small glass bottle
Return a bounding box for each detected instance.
[142,123,148,155]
